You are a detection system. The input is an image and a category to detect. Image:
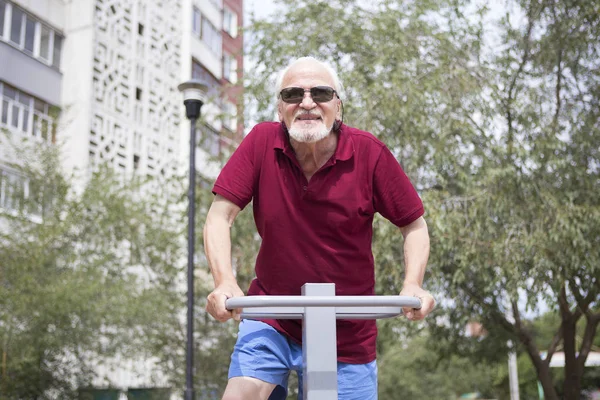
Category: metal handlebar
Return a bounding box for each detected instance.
[222,284,423,399]
[225,295,422,320]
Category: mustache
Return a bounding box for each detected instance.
[294,110,322,119]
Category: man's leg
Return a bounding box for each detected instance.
[224,319,294,400]
[337,361,378,400]
[222,377,277,400]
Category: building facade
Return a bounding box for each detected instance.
[0,0,243,397]
[1,0,243,214]
[220,0,243,144]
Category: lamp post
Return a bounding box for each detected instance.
[177,79,208,400]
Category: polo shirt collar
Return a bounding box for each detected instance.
[274,123,355,162]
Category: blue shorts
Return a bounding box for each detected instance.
[228,319,377,400]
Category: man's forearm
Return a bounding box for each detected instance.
[401,217,430,286]
[203,217,236,287]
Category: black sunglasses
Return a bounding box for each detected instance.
[279,86,338,104]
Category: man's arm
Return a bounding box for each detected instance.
[203,194,245,322]
[399,216,435,320]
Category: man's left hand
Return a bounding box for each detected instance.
[400,282,435,321]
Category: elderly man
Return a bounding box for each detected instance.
[204,56,434,400]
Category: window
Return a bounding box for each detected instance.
[0,167,26,213]
[223,101,237,132]
[1,99,7,124]
[0,165,52,218]
[0,81,56,142]
[52,33,62,68]
[192,7,201,36]
[200,123,220,157]
[0,1,6,36]
[192,10,222,57]
[18,91,31,132]
[192,60,220,96]
[39,25,50,61]
[223,7,238,38]
[3,83,16,99]
[222,52,237,83]
[0,2,63,69]
[24,15,35,53]
[201,16,221,57]
[10,6,23,45]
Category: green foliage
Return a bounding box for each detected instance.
[0,145,186,398]
[378,335,501,400]
[245,0,600,398]
[424,0,600,398]
[247,0,487,184]
[194,190,260,395]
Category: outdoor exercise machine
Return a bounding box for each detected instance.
[226,283,422,400]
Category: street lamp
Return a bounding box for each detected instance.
[177,79,208,400]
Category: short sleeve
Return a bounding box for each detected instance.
[212,127,260,209]
[373,146,424,227]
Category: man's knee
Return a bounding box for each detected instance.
[221,376,277,400]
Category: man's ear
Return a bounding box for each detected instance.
[277,102,284,121]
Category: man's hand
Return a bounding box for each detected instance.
[206,281,245,322]
[400,282,435,321]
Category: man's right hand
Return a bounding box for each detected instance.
[206,281,245,322]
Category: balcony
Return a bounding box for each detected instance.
[0,92,56,143]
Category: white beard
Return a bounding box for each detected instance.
[288,123,332,143]
[288,111,333,143]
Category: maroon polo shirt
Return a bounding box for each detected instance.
[213,121,424,363]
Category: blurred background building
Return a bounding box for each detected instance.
[1,0,244,217]
[0,0,244,397]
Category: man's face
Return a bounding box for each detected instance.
[277,62,341,143]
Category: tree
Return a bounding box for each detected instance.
[0,142,186,398]
[246,0,485,186]
[245,0,600,398]
[378,335,502,400]
[426,0,600,398]
[194,184,260,397]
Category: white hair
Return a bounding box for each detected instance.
[274,56,344,99]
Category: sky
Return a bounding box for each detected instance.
[244,0,278,26]
[240,0,282,127]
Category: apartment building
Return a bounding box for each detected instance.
[0,0,63,216]
[0,0,243,397]
[220,0,243,144]
[0,0,243,215]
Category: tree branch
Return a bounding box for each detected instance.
[558,284,572,319]
[466,113,489,139]
[461,285,516,334]
[568,278,598,318]
[505,1,541,152]
[550,1,563,138]
[512,299,522,330]
[568,278,585,304]
[576,312,600,373]
[510,299,543,357]
[462,282,553,395]
[545,322,563,368]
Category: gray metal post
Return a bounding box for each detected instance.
[302,283,338,400]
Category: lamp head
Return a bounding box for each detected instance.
[178,79,208,120]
